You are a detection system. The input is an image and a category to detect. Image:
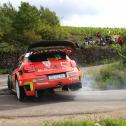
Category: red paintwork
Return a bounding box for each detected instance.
[11,50,81,96]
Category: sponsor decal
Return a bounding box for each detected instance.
[42,61,51,68]
[61,62,67,69]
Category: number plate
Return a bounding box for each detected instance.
[48,74,66,80]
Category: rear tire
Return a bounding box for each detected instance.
[15,80,25,101]
[7,75,12,90]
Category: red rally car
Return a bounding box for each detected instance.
[7,41,82,101]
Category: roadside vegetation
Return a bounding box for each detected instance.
[0,69,11,74]
[94,45,126,89]
[63,26,126,44]
[0,1,124,75]
[0,2,68,53]
[42,119,126,126]
[0,1,126,52]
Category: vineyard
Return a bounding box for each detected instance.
[63,26,126,44]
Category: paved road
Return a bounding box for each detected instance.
[0,67,126,119]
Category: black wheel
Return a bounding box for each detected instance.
[15,80,25,101]
[7,75,12,90]
[48,88,54,94]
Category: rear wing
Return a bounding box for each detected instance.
[26,40,77,53]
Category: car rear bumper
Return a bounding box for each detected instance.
[22,76,81,96]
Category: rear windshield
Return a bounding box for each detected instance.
[28,52,66,62]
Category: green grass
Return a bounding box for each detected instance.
[100,119,126,126]
[93,62,126,89]
[41,119,126,126]
[0,69,11,74]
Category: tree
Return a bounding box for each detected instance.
[39,7,60,26]
[0,2,66,46]
[14,2,40,33]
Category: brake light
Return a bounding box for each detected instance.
[70,60,77,68]
[23,65,35,73]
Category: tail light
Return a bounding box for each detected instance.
[70,60,77,68]
[23,65,35,73]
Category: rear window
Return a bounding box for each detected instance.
[28,52,66,62]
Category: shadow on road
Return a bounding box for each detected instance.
[0,88,75,111]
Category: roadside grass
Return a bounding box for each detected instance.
[93,62,126,89]
[79,58,117,68]
[0,69,11,74]
[41,119,126,126]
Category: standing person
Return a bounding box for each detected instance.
[96,32,101,45]
[117,36,124,46]
[84,36,88,45]
[96,32,101,38]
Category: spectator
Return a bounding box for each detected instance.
[105,35,111,44]
[89,36,93,45]
[96,32,101,38]
[84,36,89,45]
[117,37,124,46]
[96,32,102,45]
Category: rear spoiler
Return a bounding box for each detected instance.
[26,40,77,53]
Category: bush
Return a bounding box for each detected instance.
[94,62,126,89]
[0,69,12,74]
[112,44,126,64]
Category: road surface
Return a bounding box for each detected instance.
[0,66,126,126]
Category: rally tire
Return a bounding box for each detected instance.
[7,75,12,90]
[15,80,25,101]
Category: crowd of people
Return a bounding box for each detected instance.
[84,32,124,46]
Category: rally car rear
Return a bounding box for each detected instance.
[20,51,82,96]
[8,41,82,101]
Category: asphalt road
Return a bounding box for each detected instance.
[0,66,126,119]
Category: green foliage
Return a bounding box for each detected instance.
[112,44,126,64]
[38,24,68,40]
[14,2,40,33]
[0,42,25,52]
[0,2,16,41]
[42,119,126,126]
[101,119,126,126]
[23,30,42,44]
[1,1,126,53]
[43,120,95,126]
[0,2,67,47]
[39,7,60,26]
[63,26,126,42]
[94,62,126,89]
[0,68,12,74]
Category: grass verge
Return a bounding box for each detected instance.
[42,119,126,126]
[93,62,126,89]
